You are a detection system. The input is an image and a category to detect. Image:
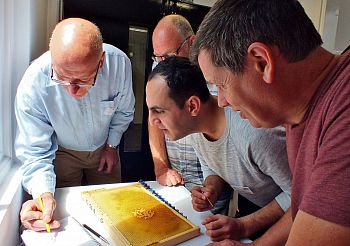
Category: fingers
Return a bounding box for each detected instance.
[205,218,224,231]
[165,170,183,186]
[200,186,217,202]
[98,156,106,172]
[31,219,61,231]
[41,192,56,223]
[191,186,212,211]
[206,239,239,246]
[104,160,115,174]
[165,175,179,186]
[202,214,220,225]
[203,215,231,241]
[20,194,59,231]
[99,148,118,173]
[157,169,184,186]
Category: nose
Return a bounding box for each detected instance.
[67,84,80,96]
[217,89,230,108]
[148,111,161,127]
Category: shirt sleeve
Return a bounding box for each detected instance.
[299,82,350,226]
[14,73,56,198]
[252,126,292,211]
[107,56,135,146]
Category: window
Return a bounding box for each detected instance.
[0,0,60,244]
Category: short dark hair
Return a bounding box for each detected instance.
[148,56,210,108]
[190,0,323,74]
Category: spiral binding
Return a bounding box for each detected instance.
[138,179,187,219]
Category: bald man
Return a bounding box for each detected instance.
[16,18,134,230]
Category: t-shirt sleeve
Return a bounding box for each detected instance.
[251,126,292,211]
[299,83,350,226]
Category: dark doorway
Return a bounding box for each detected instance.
[63,0,210,182]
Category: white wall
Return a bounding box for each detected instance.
[30,0,50,60]
[193,0,216,7]
[333,0,350,52]
[320,0,350,54]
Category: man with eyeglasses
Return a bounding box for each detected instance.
[149,14,231,215]
[15,18,135,231]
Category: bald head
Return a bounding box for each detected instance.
[152,15,194,59]
[154,14,194,40]
[50,18,103,66]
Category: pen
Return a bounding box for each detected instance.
[38,195,51,233]
[83,223,109,244]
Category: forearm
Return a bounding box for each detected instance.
[108,75,135,146]
[286,210,350,246]
[204,175,226,197]
[239,199,285,238]
[250,208,292,246]
[148,122,171,175]
[108,110,134,146]
[21,162,56,198]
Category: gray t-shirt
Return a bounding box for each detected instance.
[189,108,291,210]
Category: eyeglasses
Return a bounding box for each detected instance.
[51,58,101,87]
[152,35,191,63]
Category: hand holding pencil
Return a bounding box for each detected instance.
[19,192,60,231]
[191,185,217,212]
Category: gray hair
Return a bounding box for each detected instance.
[168,15,194,39]
[190,0,322,74]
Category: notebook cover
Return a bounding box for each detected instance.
[81,181,200,246]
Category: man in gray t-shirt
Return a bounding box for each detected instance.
[146,57,291,242]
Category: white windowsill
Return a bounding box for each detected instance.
[0,158,23,246]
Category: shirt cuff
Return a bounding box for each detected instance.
[29,175,56,199]
[107,131,122,147]
[275,192,291,212]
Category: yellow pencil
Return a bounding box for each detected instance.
[38,195,51,233]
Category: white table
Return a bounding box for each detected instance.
[53,181,213,245]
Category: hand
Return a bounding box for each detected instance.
[156,167,184,186]
[20,192,60,231]
[191,185,218,212]
[203,214,246,241]
[99,145,119,174]
[207,239,254,246]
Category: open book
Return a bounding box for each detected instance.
[21,216,103,246]
[81,180,200,246]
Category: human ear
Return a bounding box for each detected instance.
[247,42,274,84]
[99,51,106,68]
[186,96,201,116]
[188,35,196,48]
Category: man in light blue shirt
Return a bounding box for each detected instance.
[16,18,134,231]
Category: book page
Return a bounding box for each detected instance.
[21,216,103,246]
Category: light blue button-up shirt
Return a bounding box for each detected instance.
[15,43,135,197]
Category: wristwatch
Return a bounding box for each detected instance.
[107,144,119,149]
